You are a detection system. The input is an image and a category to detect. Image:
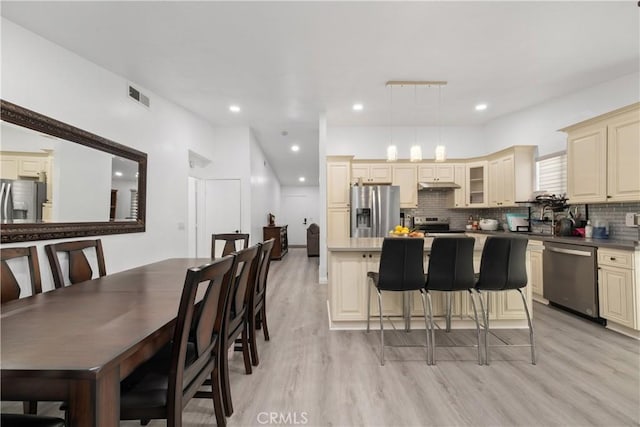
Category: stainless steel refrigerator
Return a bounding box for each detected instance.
[351,185,400,237]
[0,179,47,223]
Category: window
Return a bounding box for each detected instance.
[536,151,567,195]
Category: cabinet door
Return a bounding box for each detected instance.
[567,125,607,203]
[18,158,45,177]
[327,208,350,242]
[351,164,369,184]
[500,155,515,206]
[327,161,351,208]
[599,266,635,328]
[1,157,18,180]
[392,165,418,208]
[329,253,368,321]
[367,253,404,316]
[369,164,392,183]
[488,159,501,207]
[466,161,488,207]
[435,164,455,181]
[452,164,466,208]
[607,110,640,202]
[529,249,544,298]
[418,165,437,182]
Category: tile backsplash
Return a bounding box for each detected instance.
[404,191,639,241]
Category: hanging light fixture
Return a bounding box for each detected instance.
[386,84,396,161]
[435,83,447,162]
[410,85,422,162]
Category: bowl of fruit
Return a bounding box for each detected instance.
[389,225,410,237]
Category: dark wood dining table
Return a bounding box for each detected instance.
[1,257,210,427]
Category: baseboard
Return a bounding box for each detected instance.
[605,321,640,340]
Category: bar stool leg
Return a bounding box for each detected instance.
[468,289,483,365]
[419,289,430,365]
[445,292,452,332]
[426,291,435,365]
[377,289,384,365]
[477,290,490,365]
[517,288,537,365]
[366,278,372,333]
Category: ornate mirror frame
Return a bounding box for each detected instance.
[1,100,147,243]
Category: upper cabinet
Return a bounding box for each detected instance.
[452,164,466,208]
[487,146,535,208]
[327,156,352,208]
[351,162,392,184]
[418,163,455,183]
[392,164,418,208]
[465,161,488,207]
[564,103,640,204]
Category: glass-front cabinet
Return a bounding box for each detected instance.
[465,160,488,207]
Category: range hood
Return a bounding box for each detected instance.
[418,181,461,190]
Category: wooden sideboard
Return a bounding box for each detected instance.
[263,225,288,260]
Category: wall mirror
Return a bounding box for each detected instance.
[1,100,147,243]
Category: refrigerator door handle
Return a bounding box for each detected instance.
[0,183,5,219]
[1,182,9,220]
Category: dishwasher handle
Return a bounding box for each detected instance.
[547,247,593,257]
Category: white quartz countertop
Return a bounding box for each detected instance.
[327,237,487,252]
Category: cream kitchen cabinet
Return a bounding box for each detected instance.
[1,152,49,180]
[351,163,392,184]
[564,103,640,203]
[465,161,488,207]
[452,164,466,208]
[598,248,638,331]
[1,157,18,180]
[488,147,535,208]
[327,208,350,242]
[392,164,418,208]
[327,156,352,208]
[529,240,545,303]
[418,163,455,183]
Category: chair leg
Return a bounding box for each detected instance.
[377,289,384,366]
[477,290,490,365]
[419,290,430,365]
[468,289,483,365]
[220,346,234,416]
[261,304,270,341]
[426,291,435,365]
[212,364,226,427]
[366,278,372,333]
[517,288,537,365]
[255,311,262,330]
[242,323,252,375]
[249,309,260,367]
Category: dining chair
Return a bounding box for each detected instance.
[366,237,430,365]
[0,413,65,427]
[211,233,249,259]
[475,236,535,365]
[119,254,238,427]
[1,246,42,303]
[424,236,482,365]
[248,238,275,366]
[44,239,106,288]
[218,244,260,417]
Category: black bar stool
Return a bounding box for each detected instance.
[366,237,431,365]
[425,236,482,365]
[475,237,536,365]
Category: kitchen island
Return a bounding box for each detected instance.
[327,236,535,330]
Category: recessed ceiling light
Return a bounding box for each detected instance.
[475,103,488,111]
[114,171,123,177]
[229,105,241,113]
[299,177,305,182]
[291,145,300,152]
[352,103,364,111]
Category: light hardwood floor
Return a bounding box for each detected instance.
[4,248,640,426]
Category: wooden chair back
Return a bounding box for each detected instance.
[253,239,275,312]
[211,233,249,259]
[44,239,106,288]
[1,246,42,303]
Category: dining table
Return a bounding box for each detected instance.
[1,257,210,427]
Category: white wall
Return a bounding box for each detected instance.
[484,72,640,156]
[327,125,486,159]
[280,186,320,245]
[0,18,253,290]
[250,129,281,245]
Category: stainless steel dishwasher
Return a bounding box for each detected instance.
[543,241,602,321]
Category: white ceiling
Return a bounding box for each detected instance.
[2,1,638,186]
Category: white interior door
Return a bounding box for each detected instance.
[282,194,316,246]
[187,177,198,257]
[202,179,242,258]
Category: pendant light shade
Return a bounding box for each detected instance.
[410,145,422,162]
[435,145,446,162]
[387,145,398,162]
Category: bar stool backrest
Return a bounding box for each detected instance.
[476,237,528,291]
[377,237,425,292]
[426,237,476,291]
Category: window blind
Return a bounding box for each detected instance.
[536,152,567,194]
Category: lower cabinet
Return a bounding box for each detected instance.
[529,240,545,302]
[327,208,350,242]
[598,249,637,329]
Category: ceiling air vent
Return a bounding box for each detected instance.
[128,84,150,108]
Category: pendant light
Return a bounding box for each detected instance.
[386,84,397,161]
[434,84,446,162]
[410,85,422,162]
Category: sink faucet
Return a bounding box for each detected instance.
[541,206,555,235]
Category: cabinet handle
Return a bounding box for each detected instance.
[369,254,372,258]
[362,254,366,258]
[610,257,616,261]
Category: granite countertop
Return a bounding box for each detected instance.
[465,230,639,251]
[328,237,482,252]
